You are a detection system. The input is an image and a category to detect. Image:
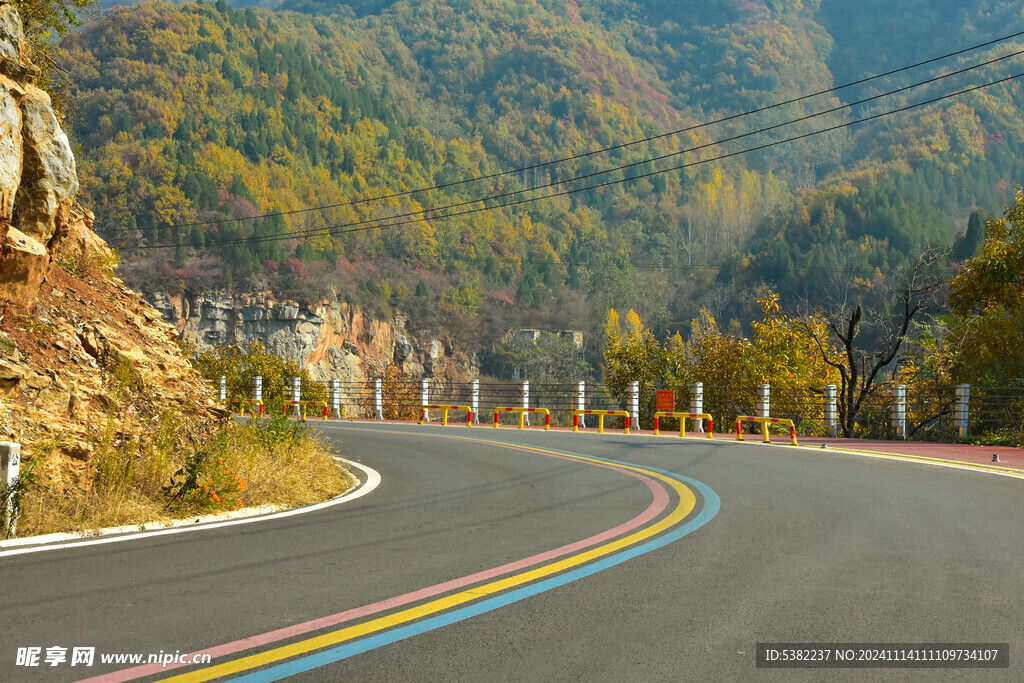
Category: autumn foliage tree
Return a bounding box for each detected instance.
[361,360,421,421]
[193,342,326,415]
[684,293,839,430]
[683,308,758,423]
[603,308,686,429]
[604,293,839,432]
[942,184,1024,385]
[749,291,840,425]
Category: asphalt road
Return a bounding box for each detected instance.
[0,422,1021,682]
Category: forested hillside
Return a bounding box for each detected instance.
[62,0,1024,361]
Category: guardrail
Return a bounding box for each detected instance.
[283,401,329,420]
[493,407,551,431]
[653,411,714,438]
[572,410,630,435]
[735,415,798,445]
[222,399,264,417]
[419,405,473,427]
[227,375,1024,441]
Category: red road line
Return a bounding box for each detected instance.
[87,439,671,682]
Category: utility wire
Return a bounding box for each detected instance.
[139,63,1024,249]
[202,72,1024,246]
[121,30,1024,233]
[182,49,1023,247]
[373,254,926,277]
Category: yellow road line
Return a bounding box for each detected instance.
[798,444,1024,478]
[165,439,697,682]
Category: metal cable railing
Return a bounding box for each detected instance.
[219,375,1024,441]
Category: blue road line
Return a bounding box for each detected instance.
[232,450,720,682]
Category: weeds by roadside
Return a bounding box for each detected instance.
[0,457,37,538]
[13,415,353,538]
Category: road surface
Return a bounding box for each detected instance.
[0,422,1020,681]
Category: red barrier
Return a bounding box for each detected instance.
[735,415,798,445]
[419,405,473,427]
[653,411,714,438]
[572,410,630,435]
[493,407,551,430]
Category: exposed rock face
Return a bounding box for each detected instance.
[0,225,45,299]
[0,0,78,304]
[152,292,477,384]
[0,227,223,486]
[17,85,78,241]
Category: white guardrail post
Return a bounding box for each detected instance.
[470,379,480,424]
[824,384,838,437]
[892,384,907,439]
[576,380,586,429]
[421,379,430,422]
[689,381,704,433]
[291,377,302,417]
[1,441,21,536]
[330,378,342,418]
[374,378,383,420]
[955,383,970,439]
[252,375,263,403]
[629,381,639,432]
[757,384,770,418]
[218,375,227,402]
[521,380,530,426]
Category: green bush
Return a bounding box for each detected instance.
[193,342,326,415]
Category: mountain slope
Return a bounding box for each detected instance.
[62,0,1024,350]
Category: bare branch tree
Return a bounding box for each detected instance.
[804,248,948,437]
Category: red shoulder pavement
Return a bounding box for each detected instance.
[782,436,1024,472]
[638,425,1024,473]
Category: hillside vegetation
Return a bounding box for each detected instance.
[62,0,1024,358]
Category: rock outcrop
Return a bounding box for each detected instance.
[0,0,79,305]
[0,214,223,488]
[151,292,477,385]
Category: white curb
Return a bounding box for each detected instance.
[0,458,381,556]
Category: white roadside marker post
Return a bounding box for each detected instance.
[1,442,22,537]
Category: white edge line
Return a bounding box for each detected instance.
[447,427,1024,481]
[0,458,381,557]
[789,445,1024,481]
[642,432,1024,481]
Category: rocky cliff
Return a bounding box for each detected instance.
[151,292,478,385]
[0,0,220,488]
[0,0,77,304]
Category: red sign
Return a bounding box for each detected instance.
[656,390,675,412]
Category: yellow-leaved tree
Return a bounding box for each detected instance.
[193,342,326,416]
[683,308,758,428]
[604,291,841,434]
[749,290,841,432]
[603,308,686,429]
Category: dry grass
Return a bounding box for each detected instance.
[14,416,354,537]
[20,486,173,537]
[219,419,354,509]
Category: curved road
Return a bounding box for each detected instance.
[1,422,1021,681]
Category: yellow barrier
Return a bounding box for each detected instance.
[493,407,551,430]
[222,399,264,417]
[735,415,798,445]
[419,404,473,427]
[653,411,714,438]
[572,410,631,435]
[283,401,329,420]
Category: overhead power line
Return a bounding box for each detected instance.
[138,63,1024,250]
[375,254,927,278]
[113,29,1024,234]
